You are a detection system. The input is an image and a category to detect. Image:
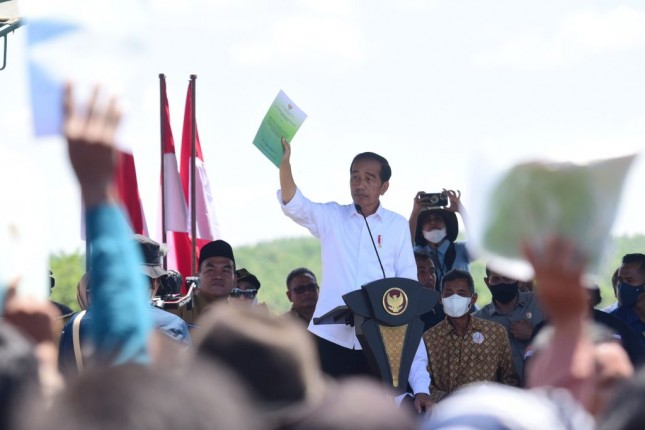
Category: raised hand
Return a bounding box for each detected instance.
[522,235,588,324]
[280,136,291,166]
[63,83,122,208]
[279,137,297,204]
[443,189,462,212]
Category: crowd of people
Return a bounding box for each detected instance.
[1,84,644,430]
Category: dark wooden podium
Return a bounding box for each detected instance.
[313,278,439,393]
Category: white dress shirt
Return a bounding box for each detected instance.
[279,188,430,394]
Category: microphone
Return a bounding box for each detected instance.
[356,204,386,279]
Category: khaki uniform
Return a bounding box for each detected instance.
[170,293,214,327]
[282,307,311,326]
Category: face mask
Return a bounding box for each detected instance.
[442,293,472,317]
[423,228,447,244]
[618,282,645,308]
[490,282,519,304]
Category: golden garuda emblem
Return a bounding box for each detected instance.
[382,288,408,316]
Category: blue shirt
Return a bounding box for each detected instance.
[610,305,645,347]
[59,305,190,377]
[417,240,470,289]
[58,203,152,376]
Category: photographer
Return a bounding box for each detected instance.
[409,190,472,290]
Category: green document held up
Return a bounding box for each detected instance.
[253,90,307,168]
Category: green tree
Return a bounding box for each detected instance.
[47,234,645,314]
[49,251,85,312]
[235,237,322,313]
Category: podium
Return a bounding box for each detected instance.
[313,278,439,393]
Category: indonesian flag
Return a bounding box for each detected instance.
[81,149,148,238]
[179,83,221,243]
[160,76,189,234]
[164,79,221,287]
[114,151,148,236]
[160,75,190,283]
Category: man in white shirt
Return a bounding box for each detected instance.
[277,138,432,413]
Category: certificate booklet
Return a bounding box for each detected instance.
[253,90,307,167]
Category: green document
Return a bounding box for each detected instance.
[252,90,307,167]
[481,154,637,272]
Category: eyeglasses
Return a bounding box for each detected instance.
[230,288,258,299]
[291,283,319,295]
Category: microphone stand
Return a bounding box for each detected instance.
[356,205,386,279]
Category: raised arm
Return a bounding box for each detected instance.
[64,84,119,208]
[64,83,151,366]
[279,137,297,204]
[523,236,594,408]
[444,189,471,237]
[408,192,425,242]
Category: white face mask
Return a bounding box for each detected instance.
[442,293,472,317]
[423,228,447,244]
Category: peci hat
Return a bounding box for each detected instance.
[414,208,459,246]
[236,268,261,290]
[199,240,235,269]
[134,234,168,279]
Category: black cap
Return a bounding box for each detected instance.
[235,268,261,290]
[414,209,459,246]
[134,234,168,279]
[199,240,235,269]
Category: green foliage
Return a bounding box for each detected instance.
[235,237,322,314]
[49,251,86,313]
[48,234,645,314]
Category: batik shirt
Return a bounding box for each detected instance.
[423,316,519,401]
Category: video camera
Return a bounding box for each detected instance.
[153,271,199,311]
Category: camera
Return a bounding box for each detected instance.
[153,272,198,311]
[157,270,183,298]
[418,191,448,208]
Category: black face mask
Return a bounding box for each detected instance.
[490,282,519,304]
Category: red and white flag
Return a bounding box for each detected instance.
[160,75,190,284]
[114,151,148,236]
[163,78,221,286]
[179,82,221,243]
[82,148,147,239]
[160,76,189,234]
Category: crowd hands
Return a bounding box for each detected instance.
[1,85,644,430]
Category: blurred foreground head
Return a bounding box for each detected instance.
[0,322,41,430]
[598,365,645,430]
[279,376,417,430]
[193,304,416,430]
[423,382,594,430]
[526,322,633,417]
[26,362,257,430]
[193,304,325,413]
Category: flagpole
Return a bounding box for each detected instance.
[159,73,167,269]
[190,74,197,275]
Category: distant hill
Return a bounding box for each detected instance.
[235,237,322,313]
[234,234,645,313]
[50,234,645,314]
